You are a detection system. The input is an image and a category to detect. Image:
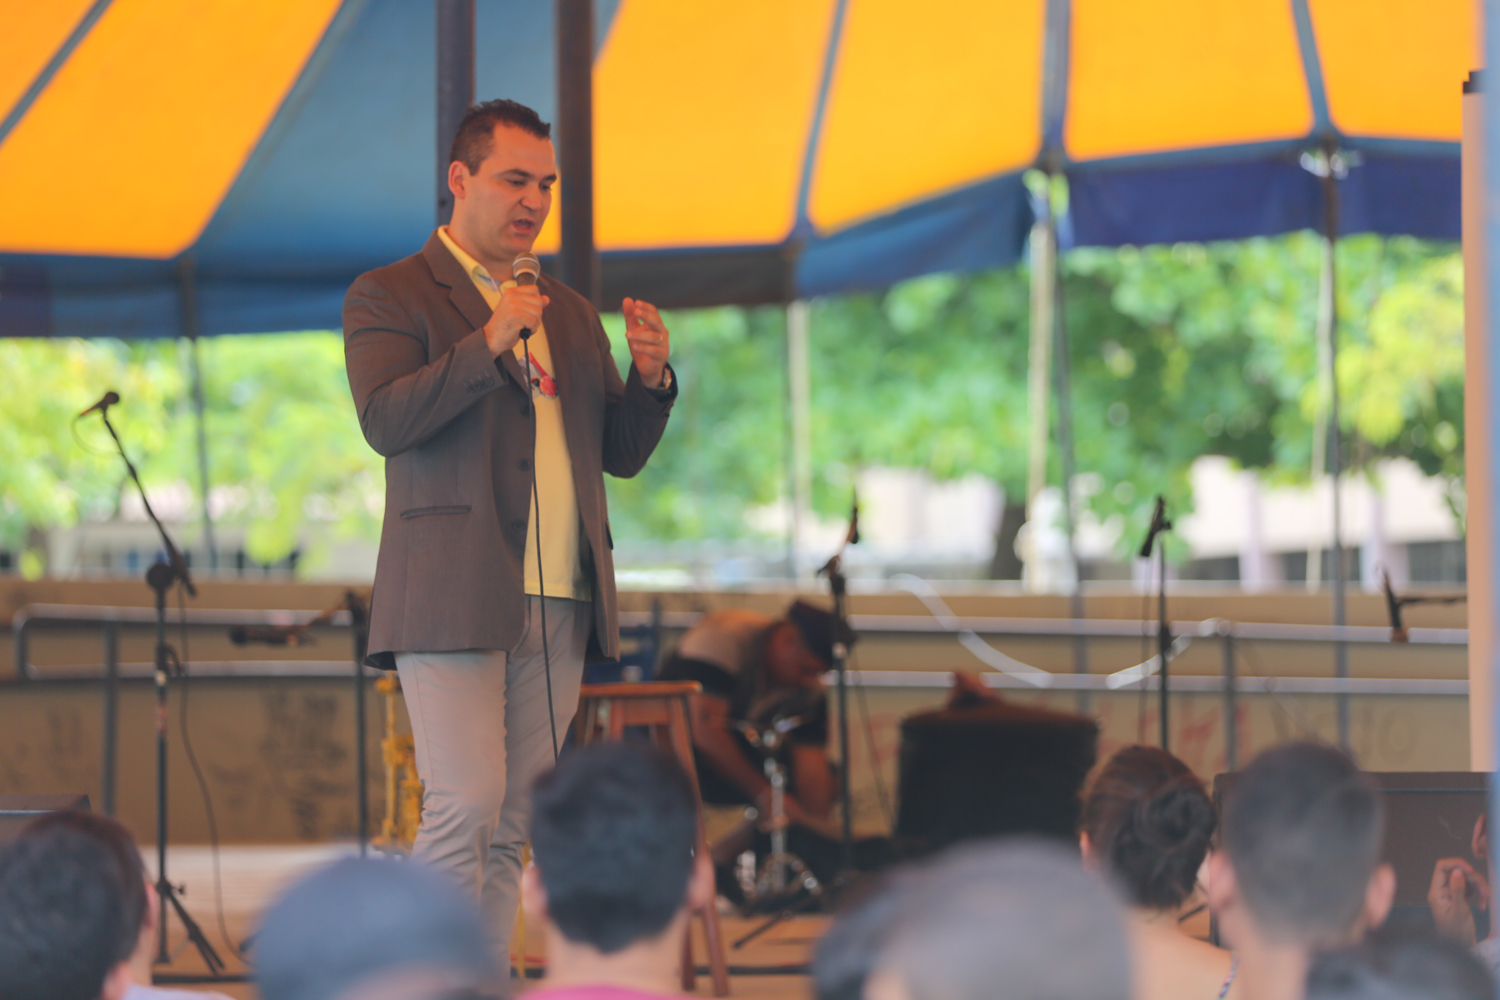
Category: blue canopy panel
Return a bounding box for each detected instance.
[0,0,617,338]
[1068,145,1460,248]
[796,172,1033,298]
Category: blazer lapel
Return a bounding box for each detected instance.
[421,230,527,389]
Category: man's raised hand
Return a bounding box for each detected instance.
[484,283,550,358]
[623,297,670,389]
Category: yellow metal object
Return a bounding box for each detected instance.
[373,674,423,852]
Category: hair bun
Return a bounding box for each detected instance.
[1082,747,1217,912]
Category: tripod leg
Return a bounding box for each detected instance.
[162,882,226,976]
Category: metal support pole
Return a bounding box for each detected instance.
[102,623,118,816]
[1048,194,1089,710]
[788,301,813,580]
[1024,210,1055,591]
[177,256,216,571]
[1463,70,1494,771]
[556,0,599,307]
[436,0,475,227]
[1319,152,1351,752]
[1158,540,1171,750]
[1482,0,1500,891]
[1221,626,1238,771]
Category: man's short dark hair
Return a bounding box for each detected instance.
[1306,926,1495,1000]
[25,810,149,948]
[531,742,698,954]
[1223,741,1384,942]
[875,839,1132,1000]
[0,823,137,1000]
[449,98,551,174]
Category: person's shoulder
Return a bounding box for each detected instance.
[351,250,433,298]
[540,273,601,321]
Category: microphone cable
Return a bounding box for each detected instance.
[514,257,559,763]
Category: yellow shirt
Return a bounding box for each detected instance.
[437,227,590,601]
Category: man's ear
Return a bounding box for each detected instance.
[1206,849,1237,916]
[143,876,159,931]
[1079,831,1096,869]
[521,863,549,922]
[1361,862,1396,934]
[865,965,910,1000]
[686,852,715,914]
[447,160,469,201]
[100,960,133,1000]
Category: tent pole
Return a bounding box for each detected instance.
[1462,71,1494,773]
[1047,186,1090,710]
[788,301,814,581]
[1318,146,1351,752]
[556,0,600,308]
[1024,190,1055,592]
[435,0,475,227]
[177,256,216,572]
[1480,0,1500,892]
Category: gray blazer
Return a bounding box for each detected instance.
[343,230,676,668]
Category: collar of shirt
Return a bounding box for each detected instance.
[437,226,503,305]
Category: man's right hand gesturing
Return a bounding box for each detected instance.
[483,283,550,357]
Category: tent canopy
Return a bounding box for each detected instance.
[0,0,1475,338]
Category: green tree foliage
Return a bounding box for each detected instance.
[0,233,1466,574]
[0,339,184,575]
[0,334,380,574]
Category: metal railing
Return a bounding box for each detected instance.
[11,604,1470,812]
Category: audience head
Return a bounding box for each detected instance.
[1305,926,1494,1000]
[254,857,496,1000]
[0,816,141,1000]
[1081,744,1216,912]
[525,741,710,955]
[866,839,1132,1000]
[1209,741,1392,947]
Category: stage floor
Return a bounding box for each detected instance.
[146,845,822,1000]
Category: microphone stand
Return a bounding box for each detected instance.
[816,493,859,876]
[1139,496,1173,752]
[95,405,224,976]
[1379,566,1464,643]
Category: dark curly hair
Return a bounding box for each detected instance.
[1080,745,1216,911]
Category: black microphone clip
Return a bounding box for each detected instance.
[80,390,120,418]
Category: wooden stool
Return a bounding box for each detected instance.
[575,681,731,997]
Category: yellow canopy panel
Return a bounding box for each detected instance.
[0,0,99,127]
[1310,0,1474,142]
[1066,0,1313,161]
[592,0,840,249]
[0,0,343,258]
[808,0,1045,234]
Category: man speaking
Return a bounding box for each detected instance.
[342,99,676,968]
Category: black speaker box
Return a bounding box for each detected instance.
[1211,771,1489,940]
[0,794,91,849]
[896,699,1099,856]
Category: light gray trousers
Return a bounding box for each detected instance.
[395,596,589,977]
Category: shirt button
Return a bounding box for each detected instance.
[518,458,531,471]
[511,519,527,534]
[519,403,532,417]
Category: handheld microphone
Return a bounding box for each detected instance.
[80,391,120,418]
[513,254,541,341]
